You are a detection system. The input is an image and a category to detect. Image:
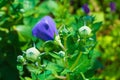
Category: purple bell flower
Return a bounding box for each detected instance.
[82,4,90,14]
[110,2,116,12]
[32,16,58,41]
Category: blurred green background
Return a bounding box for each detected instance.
[0,0,120,80]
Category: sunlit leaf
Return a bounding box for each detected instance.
[15,25,32,41]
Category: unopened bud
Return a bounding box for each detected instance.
[58,51,65,57]
[25,47,40,62]
[17,55,25,63]
[79,26,91,37]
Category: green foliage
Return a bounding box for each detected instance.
[16,15,102,80]
[92,22,102,33]
[0,0,119,80]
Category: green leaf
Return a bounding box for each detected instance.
[66,35,76,54]
[20,76,25,80]
[72,54,92,73]
[38,70,52,80]
[23,10,35,17]
[92,12,104,22]
[92,22,102,33]
[25,77,32,80]
[43,41,55,52]
[61,26,69,36]
[84,59,103,78]
[0,0,8,8]
[44,60,63,73]
[76,16,84,29]
[83,16,95,24]
[17,65,23,72]
[23,16,40,27]
[23,0,35,11]
[26,64,42,74]
[73,50,100,74]
[38,0,58,13]
[15,25,32,41]
[61,68,71,75]
[17,64,24,75]
[31,73,38,80]
[48,52,61,59]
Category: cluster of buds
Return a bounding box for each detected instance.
[17,16,92,64]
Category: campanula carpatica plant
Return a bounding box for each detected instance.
[17,15,102,80]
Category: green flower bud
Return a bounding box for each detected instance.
[25,47,40,62]
[79,26,91,37]
[58,51,65,57]
[17,55,25,63]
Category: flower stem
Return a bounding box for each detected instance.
[54,74,66,80]
[80,72,88,80]
[55,35,66,51]
[70,52,82,71]
[58,41,66,51]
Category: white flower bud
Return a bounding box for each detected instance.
[25,47,40,62]
[79,26,91,37]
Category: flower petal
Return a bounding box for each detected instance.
[32,16,58,41]
[110,2,116,12]
[82,4,90,14]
